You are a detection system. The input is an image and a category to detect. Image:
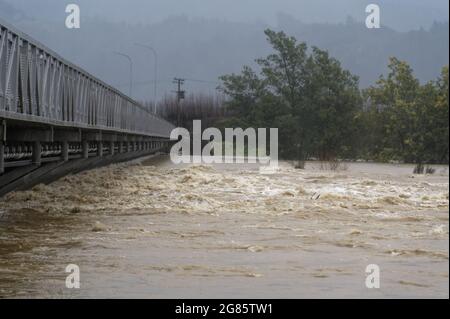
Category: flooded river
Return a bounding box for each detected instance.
[0,156,448,298]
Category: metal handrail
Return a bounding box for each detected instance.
[0,19,175,138]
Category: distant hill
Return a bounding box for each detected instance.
[3,0,449,31]
[1,2,448,101]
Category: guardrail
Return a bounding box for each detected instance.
[0,19,175,138]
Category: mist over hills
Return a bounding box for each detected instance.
[0,0,448,101]
[3,0,449,31]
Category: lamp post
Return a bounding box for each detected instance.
[134,43,158,113]
[113,51,133,97]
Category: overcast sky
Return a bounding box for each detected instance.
[1,0,448,100]
[4,0,449,31]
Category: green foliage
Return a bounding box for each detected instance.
[364,59,449,165]
[220,29,361,161]
[219,30,449,165]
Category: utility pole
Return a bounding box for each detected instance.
[173,78,185,127]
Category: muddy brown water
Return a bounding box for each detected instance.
[0,156,448,298]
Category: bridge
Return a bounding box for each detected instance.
[0,19,175,196]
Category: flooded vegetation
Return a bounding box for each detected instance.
[0,156,448,298]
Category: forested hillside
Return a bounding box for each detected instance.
[1,1,448,100]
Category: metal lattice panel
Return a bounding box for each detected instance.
[0,20,175,138]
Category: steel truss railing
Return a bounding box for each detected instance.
[0,19,175,138]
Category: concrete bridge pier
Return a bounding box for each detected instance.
[97,141,103,157]
[62,141,69,162]
[32,141,42,166]
[82,140,89,159]
[110,141,115,156]
[0,142,4,175]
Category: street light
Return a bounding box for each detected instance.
[113,51,133,97]
[134,43,158,113]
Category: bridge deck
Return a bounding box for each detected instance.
[0,19,175,194]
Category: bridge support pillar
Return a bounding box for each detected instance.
[110,141,115,156]
[118,142,123,154]
[62,141,69,162]
[0,142,4,174]
[82,141,89,159]
[97,141,103,157]
[32,141,42,165]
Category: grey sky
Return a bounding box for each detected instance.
[1,0,447,100]
[5,0,449,31]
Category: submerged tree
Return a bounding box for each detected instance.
[219,29,448,169]
[219,29,362,164]
[364,58,449,170]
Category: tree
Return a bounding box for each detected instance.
[219,29,362,163]
[434,66,449,163]
[219,31,448,168]
[364,58,449,169]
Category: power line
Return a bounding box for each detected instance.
[184,78,221,85]
[113,79,170,88]
[113,77,220,89]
